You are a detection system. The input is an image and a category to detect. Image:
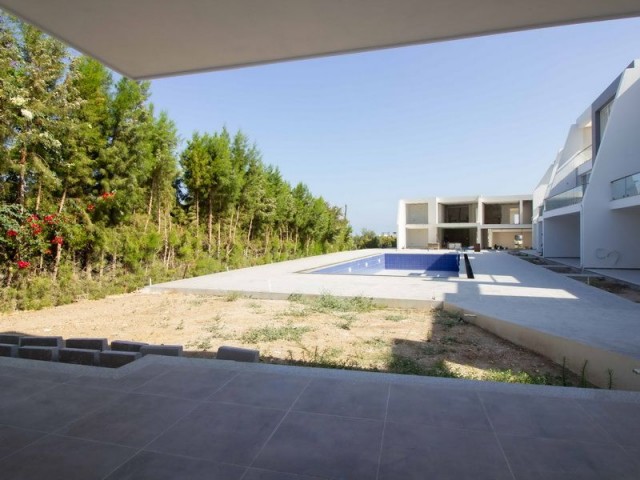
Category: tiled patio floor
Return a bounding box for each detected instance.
[1,355,639,479]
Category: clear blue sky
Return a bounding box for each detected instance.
[148,17,640,234]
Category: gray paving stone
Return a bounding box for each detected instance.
[104,451,245,480]
[0,434,135,480]
[60,393,198,447]
[0,343,18,357]
[59,347,99,366]
[65,363,169,391]
[243,468,327,480]
[379,422,513,480]
[208,371,310,409]
[0,334,21,345]
[18,346,59,362]
[0,374,56,403]
[253,411,383,479]
[19,336,63,348]
[110,340,148,352]
[499,434,640,480]
[0,425,46,460]
[100,351,140,368]
[578,399,640,447]
[65,338,108,351]
[146,401,285,465]
[217,345,259,362]
[0,384,123,432]
[292,378,388,420]
[480,391,614,443]
[134,366,236,400]
[140,344,183,357]
[387,383,492,431]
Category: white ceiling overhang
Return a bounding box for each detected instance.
[1,0,639,80]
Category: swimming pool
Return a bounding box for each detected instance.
[308,252,460,278]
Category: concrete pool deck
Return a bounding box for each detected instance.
[146,249,640,390]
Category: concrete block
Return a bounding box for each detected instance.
[0,343,19,357]
[0,334,21,345]
[18,346,59,362]
[19,336,63,348]
[65,338,108,351]
[216,345,259,363]
[99,351,140,368]
[59,348,100,366]
[140,344,183,357]
[110,340,148,352]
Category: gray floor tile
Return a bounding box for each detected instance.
[292,378,388,420]
[0,365,74,383]
[0,425,46,460]
[499,434,640,480]
[59,393,198,447]
[147,401,285,465]
[105,451,245,479]
[578,399,640,447]
[480,392,612,443]
[253,411,383,480]
[0,434,135,480]
[208,372,310,409]
[0,384,123,431]
[387,383,491,431]
[243,467,327,479]
[65,364,169,391]
[134,366,237,400]
[379,421,513,480]
[0,374,55,402]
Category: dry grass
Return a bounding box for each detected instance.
[0,291,586,386]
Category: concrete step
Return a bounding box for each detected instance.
[59,348,100,366]
[216,345,259,363]
[18,346,59,362]
[0,334,21,345]
[140,344,183,357]
[99,351,140,368]
[65,338,108,351]
[110,340,148,353]
[19,336,63,348]
[0,343,19,357]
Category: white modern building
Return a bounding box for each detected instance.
[533,60,640,269]
[397,195,533,249]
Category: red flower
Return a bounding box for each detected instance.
[100,191,116,200]
[6,229,18,237]
[26,214,39,224]
[17,260,30,269]
[87,204,95,212]
[43,214,56,224]
[31,225,43,235]
[51,236,64,245]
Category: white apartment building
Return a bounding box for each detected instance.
[533,60,640,269]
[397,195,533,249]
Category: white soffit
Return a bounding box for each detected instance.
[1,0,639,80]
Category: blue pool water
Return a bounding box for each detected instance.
[309,253,460,277]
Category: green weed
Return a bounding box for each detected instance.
[241,323,312,343]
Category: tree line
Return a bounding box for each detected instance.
[0,14,351,306]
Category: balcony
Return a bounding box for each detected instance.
[544,184,586,211]
[611,171,640,200]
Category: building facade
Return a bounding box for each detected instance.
[397,195,533,249]
[533,60,640,268]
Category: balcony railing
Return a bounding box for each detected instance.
[556,144,592,175]
[544,184,586,211]
[611,172,640,200]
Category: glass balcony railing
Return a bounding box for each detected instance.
[611,172,640,200]
[544,184,586,211]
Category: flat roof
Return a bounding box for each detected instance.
[1,1,640,79]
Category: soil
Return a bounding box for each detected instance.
[0,291,584,386]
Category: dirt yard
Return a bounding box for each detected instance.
[1,291,585,386]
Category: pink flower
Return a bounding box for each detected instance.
[17,260,30,269]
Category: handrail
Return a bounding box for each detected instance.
[611,171,640,200]
[544,184,586,211]
[555,144,592,175]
